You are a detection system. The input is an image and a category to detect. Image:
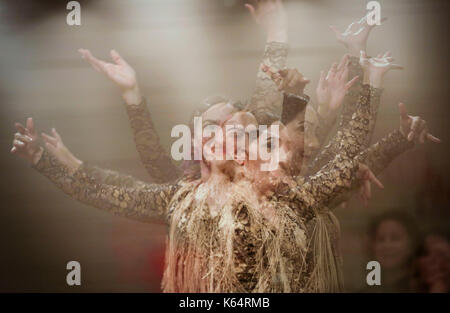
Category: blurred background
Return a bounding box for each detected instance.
[0,0,449,292]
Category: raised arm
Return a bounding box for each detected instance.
[329,15,390,145]
[244,0,290,124]
[306,51,402,174]
[78,49,181,183]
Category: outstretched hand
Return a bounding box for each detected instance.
[245,0,287,43]
[78,48,142,105]
[11,118,42,165]
[262,65,310,96]
[41,129,82,174]
[330,14,387,56]
[357,163,384,207]
[360,50,403,88]
[398,102,441,144]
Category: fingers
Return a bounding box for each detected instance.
[418,121,427,144]
[339,63,349,80]
[283,69,297,90]
[14,132,32,144]
[390,64,404,70]
[26,117,35,136]
[79,48,107,73]
[427,133,441,143]
[15,122,27,135]
[262,65,282,86]
[408,116,421,141]
[368,170,384,189]
[329,25,343,41]
[337,54,349,72]
[51,128,62,141]
[359,185,368,207]
[345,75,359,90]
[12,139,25,148]
[41,132,58,147]
[244,3,256,19]
[326,62,338,80]
[318,70,326,89]
[44,142,57,156]
[110,49,128,67]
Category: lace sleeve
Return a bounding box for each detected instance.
[305,84,377,175]
[340,56,383,147]
[81,164,149,189]
[246,42,288,125]
[355,129,414,175]
[33,149,180,223]
[306,57,383,171]
[327,129,415,209]
[287,80,383,212]
[125,97,182,183]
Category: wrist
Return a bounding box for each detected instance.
[31,147,44,166]
[122,85,142,106]
[317,104,334,119]
[267,28,288,44]
[67,158,82,175]
[369,73,383,88]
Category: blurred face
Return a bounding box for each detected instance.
[373,219,412,270]
[418,235,450,286]
[284,105,319,176]
[204,111,257,176]
[199,102,238,169]
[247,122,292,194]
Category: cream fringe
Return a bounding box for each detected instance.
[161,182,343,293]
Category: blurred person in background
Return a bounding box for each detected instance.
[363,210,420,292]
[413,232,450,293]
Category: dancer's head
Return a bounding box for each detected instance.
[183,96,243,180]
[203,111,258,179]
[282,103,320,176]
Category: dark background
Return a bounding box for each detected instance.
[0,0,449,292]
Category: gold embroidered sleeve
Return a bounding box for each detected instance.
[355,129,414,175]
[340,56,383,147]
[287,82,387,212]
[305,84,376,175]
[33,149,180,223]
[81,164,149,189]
[327,129,415,209]
[246,42,288,125]
[125,97,181,183]
[287,154,358,217]
[314,113,337,152]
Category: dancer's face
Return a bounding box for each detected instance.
[198,102,238,170]
[373,219,412,270]
[247,122,293,194]
[204,111,257,177]
[284,105,320,176]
